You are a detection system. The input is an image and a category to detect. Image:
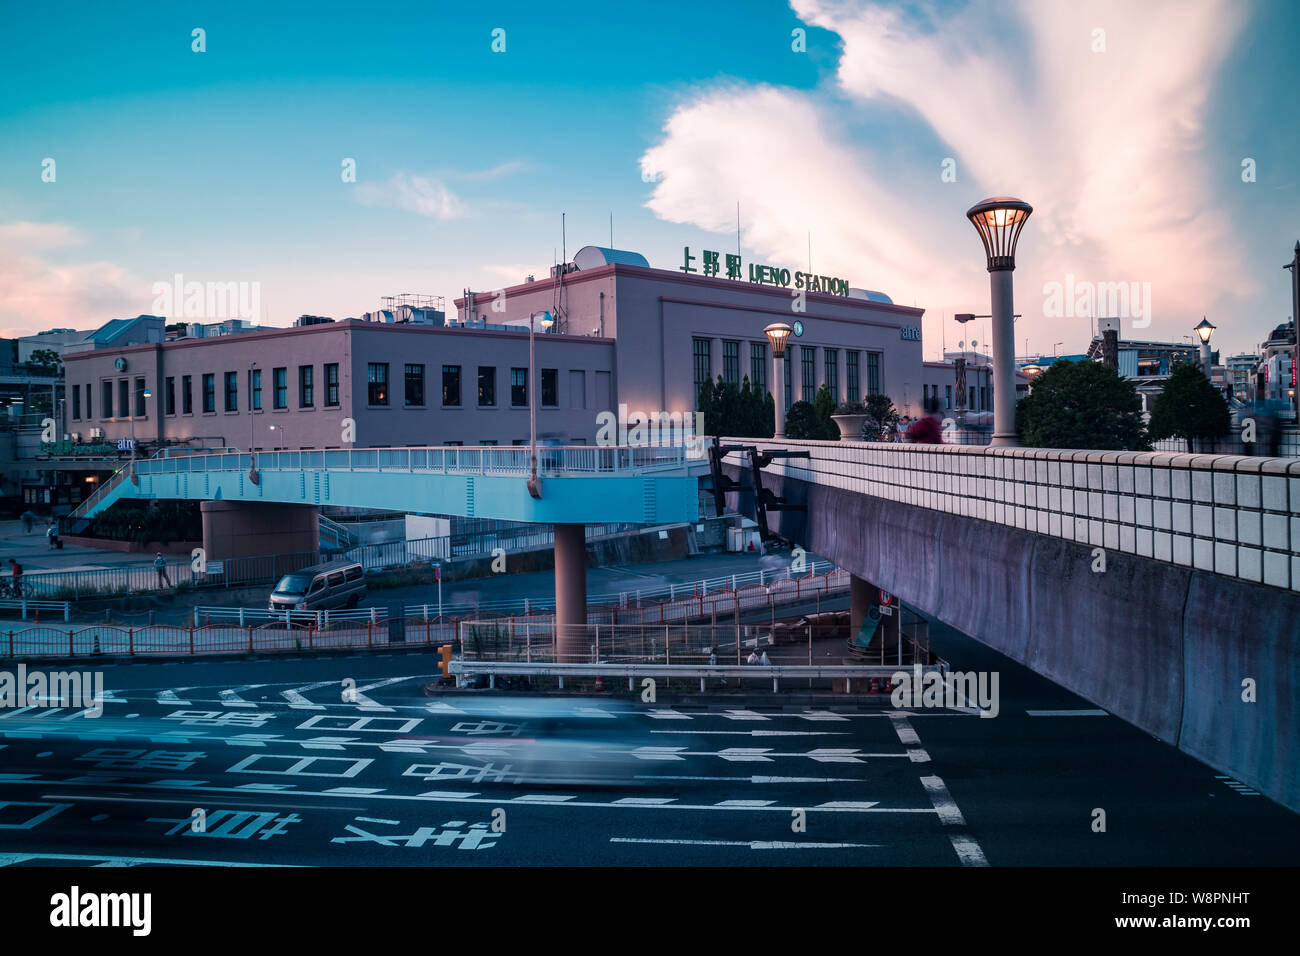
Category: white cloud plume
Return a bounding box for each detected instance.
[355,172,466,220]
[642,0,1249,354]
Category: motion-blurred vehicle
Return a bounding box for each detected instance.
[269,559,366,612]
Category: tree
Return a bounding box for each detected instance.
[784,400,821,439]
[1016,359,1150,450]
[811,385,838,439]
[861,393,899,441]
[27,348,62,375]
[1148,362,1231,448]
[699,374,773,438]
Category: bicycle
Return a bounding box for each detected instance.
[0,579,23,600]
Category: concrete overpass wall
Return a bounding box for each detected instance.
[725,451,1300,811]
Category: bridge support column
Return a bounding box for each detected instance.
[849,574,873,641]
[553,522,587,662]
[201,500,319,566]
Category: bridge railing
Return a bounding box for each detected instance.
[723,437,1300,592]
[130,444,692,479]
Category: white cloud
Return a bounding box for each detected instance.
[355,172,466,220]
[0,221,142,333]
[642,0,1249,355]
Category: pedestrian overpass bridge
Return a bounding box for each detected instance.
[72,444,703,526]
[719,438,1300,813]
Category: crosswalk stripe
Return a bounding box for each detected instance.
[723,710,770,721]
[644,709,692,720]
[157,690,191,706]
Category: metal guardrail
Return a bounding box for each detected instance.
[0,599,72,622]
[130,444,694,479]
[449,660,947,692]
[192,561,845,625]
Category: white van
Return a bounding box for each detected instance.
[269,560,366,612]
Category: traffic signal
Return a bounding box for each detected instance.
[437,644,453,678]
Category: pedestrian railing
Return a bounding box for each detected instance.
[1,617,462,659]
[192,562,848,628]
[0,599,72,622]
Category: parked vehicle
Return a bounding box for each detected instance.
[269,560,366,613]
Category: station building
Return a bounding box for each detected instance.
[59,245,930,454]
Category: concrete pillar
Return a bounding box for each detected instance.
[201,500,319,565]
[849,574,873,640]
[772,352,786,438]
[554,522,587,662]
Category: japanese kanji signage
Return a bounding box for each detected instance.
[680,247,850,296]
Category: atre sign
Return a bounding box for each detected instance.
[900,326,922,341]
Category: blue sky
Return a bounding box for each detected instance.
[1,0,1297,358]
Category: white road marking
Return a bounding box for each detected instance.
[156,690,191,705]
[796,711,850,721]
[713,799,777,807]
[1025,709,1108,717]
[643,709,692,719]
[649,730,847,737]
[282,681,336,709]
[889,716,921,746]
[636,775,861,784]
[815,801,880,809]
[920,775,966,825]
[219,686,264,708]
[0,852,290,867]
[723,710,769,721]
[610,838,879,850]
[350,678,407,712]
[949,835,989,866]
[425,702,466,715]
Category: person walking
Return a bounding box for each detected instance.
[746,648,760,665]
[8,559,22,598]
[154,552,171,588]
[47,523,58,549]
[759,649,771,666]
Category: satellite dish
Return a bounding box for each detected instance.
[971,340,978,348]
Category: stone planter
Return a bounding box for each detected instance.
[831,413,870,441]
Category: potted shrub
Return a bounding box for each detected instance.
[830,401,870,441]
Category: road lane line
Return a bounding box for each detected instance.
[920,776,966,826]
[1025,710,1108,717]
[949,835,989,866]
[610,838,880,850]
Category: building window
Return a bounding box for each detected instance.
[866,351,881,395]
[569,369,586,409]
[800,346,816,402]
[119,379,130,419]
[72,384,81,420]
[693,338,712,395]
[134,378,147,417]
[367,363,388,406]
[85,383,92,420]
[441,365,460,406]
[541,368,558,407]
[722,340,740,384]
[325,363,339,406]
[945,385,952,409]
[224,371,238,412]
[404,364,425,406]
[299,366,314,408]
[273,367,288,409]
[251,369,262,411]
[164,377,175,416]
[846,351,860,402]
[102,381,113,419]
[969,385,976,410]
[824,348,838,402]
[511,368,527,407]
[478,366,496,406]
[750,342,767,394]
[202,374,215,413]
[181,376,192,415]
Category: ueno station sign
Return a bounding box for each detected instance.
[680,247,850,297]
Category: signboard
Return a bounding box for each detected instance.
[900,326,922,341]
[680,247,849,296]
[40,440,117,456]
[879,588,894,617]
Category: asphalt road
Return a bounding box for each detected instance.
[0,618,1295,867]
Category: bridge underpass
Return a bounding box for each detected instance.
[65,445,704,660]
[721,438,1300,812]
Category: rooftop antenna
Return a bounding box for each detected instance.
[736,201,741,258]
[807,231,812,274]
[610,211,613,248]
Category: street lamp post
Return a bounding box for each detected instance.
[527,310,553,499]
[248,361,259,483]
[269,422,288,451]
[966,197,1032,447]
[1285,241,1300,420]
[764,323,793,438]
[130,387,151,484]
[1194,317,1216,376]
